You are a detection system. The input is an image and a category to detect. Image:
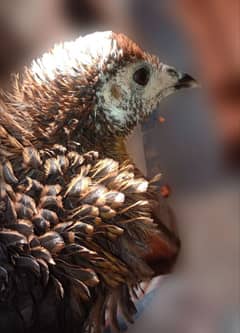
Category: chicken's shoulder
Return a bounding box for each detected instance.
[0,143,158,332]
[0,98,33,160]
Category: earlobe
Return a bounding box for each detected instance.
[111,84,122,100]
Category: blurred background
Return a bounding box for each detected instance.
[0,0,239,332]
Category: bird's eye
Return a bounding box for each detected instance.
[133,67,150,86]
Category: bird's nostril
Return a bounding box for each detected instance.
[166,67,178,77]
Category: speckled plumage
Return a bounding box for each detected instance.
[0,31,196,333]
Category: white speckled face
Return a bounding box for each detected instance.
[96,60,182,132]
[27,30,196,137]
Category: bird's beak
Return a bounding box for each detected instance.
[174,72,199,89]
[160,64,199,92]
[152,65,199,105]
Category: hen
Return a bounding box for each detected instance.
[0,31,196,333]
